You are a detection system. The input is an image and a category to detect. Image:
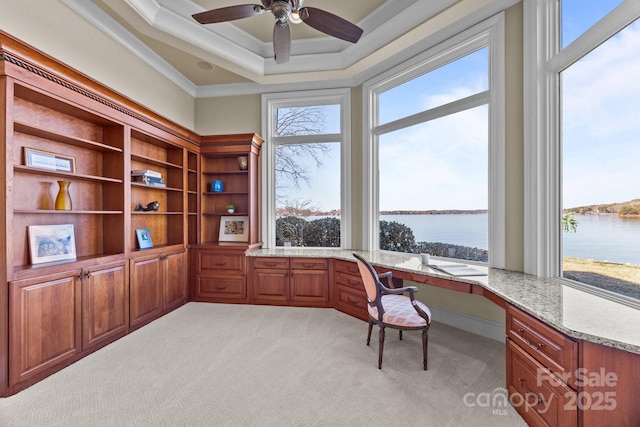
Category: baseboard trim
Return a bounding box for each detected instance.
[430,306,506,342]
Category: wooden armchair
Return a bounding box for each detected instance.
[353,253,432,370]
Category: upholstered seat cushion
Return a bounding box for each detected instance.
[368,294,431,327]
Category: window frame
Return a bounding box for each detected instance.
[363,14,506,268]
[261,88,352,249]
[524,0,640,279]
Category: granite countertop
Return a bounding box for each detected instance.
[248,248,640,355]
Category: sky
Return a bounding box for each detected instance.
[277,2,638,212]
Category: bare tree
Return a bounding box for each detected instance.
[275,106,330,189]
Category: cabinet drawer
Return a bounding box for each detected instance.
[290,258,328,270]
[198,252,245,273]
[197,276,246,300]
[507,305,578,387]
[335,271,364,290]
[507,340,577,427]
[253,257,290,269]
[335,285,368,320]
[335,259,360,276]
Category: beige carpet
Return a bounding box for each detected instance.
[0,302,526,426]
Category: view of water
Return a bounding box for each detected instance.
[381,213,640,265]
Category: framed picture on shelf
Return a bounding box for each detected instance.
[136,228,153,249]
[24,147,77,173]
[218,215,249,242]
[28,224,77,264]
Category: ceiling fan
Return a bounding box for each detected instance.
[192,0,364,64]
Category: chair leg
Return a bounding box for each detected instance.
[367,319,374,346]
[399,330,403,340]
[422,328,429,370]
[378,327,385,369]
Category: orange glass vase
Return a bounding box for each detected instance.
[55,180,72,210]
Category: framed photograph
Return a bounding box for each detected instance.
[24,147,77,173]
[28,224,77,264]
[136,228,153,249]
[218,215,249,242]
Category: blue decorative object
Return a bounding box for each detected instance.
[212,180,223,192]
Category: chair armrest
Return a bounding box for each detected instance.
[377,271,394,289]
[381,285,418,296]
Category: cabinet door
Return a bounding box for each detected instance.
[290,269,330,307]
[253,269,289,304]
[130,254,163,328]
[82,262,129,351]
[163,250,187,310]
[9,271,82,386]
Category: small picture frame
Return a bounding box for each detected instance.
[218,216,249,242]
[24,147,77,173]
[136,228,153,249]
[28,224,77,264]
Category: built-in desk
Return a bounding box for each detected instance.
[249,248,640,426]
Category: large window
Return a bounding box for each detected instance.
[262,89,351,248]
[364,16,505,267]
[526,0,640,302]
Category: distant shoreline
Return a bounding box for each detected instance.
[380,209,488,215]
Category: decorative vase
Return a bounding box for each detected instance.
[55,180,72,210]
[237,155,248,170]
[212,180,224,192]
[227,208,235,214]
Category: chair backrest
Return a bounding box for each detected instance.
[353,253,380,303]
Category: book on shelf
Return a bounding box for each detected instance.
[131,169,162,178]
[132,174,165,186]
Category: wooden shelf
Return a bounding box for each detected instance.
[202,170,248,176]
[14,121,123,153]
[131,153,182,170]
[132,211,184,215]
[14,210,123,214]
[203,191,248,196]
[131,182,183,192]
[14,165,123,183]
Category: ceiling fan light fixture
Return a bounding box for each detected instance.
[289,10,302,24]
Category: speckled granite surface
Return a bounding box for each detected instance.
[248,248,640,354]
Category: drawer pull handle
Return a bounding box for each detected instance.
[264,262,277,267]
[215,285,227,290]
[302,263,316,268]
[346,296,360,305]
[516,328,545,352]
[518,378,545,405]
[348,279,360,286]
[215,262,227,266]
[348,267,358,273]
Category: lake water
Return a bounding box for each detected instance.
[381,213,640,265]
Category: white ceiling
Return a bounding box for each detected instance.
[61,0,487,97]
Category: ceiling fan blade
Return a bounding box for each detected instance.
[192,5,263,24]
[299,7,364,43]
[273,22,291,64]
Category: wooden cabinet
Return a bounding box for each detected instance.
[334,259,368,320]
[192,246,248,303]
[252,257,290,304]
[199,134,262,246]
[506,304,578,426]
[9,83,126,273]
[290,258,330,307]
[9,271,82,387]
[81,261,129,351]
[251,257,331,307]
[130,129,185,250]
[130,248,186,328]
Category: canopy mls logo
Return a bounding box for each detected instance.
[462,387,549,416]
[464,368,618,415]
